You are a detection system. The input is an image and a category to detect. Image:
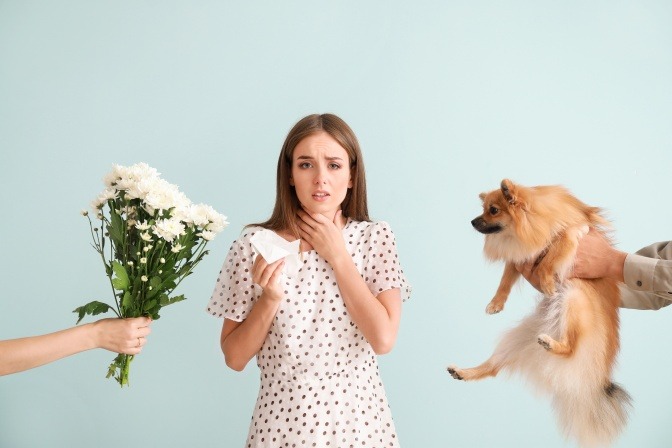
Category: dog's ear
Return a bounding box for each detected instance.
[500,179,517,205]
[479,192,486,203]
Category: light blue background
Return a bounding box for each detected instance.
[1,1,671,447]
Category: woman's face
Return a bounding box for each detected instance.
[290,131,352,219]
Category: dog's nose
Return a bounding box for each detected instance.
[471,217,485,229]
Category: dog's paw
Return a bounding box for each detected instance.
[447,365,463,380]
[540,280,557,297]
[537,334,552,351]
[485,301,503,314]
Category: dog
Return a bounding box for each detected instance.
[447,179,631,448]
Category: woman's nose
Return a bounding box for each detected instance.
[314,168,327,185]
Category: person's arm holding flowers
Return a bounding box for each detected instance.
[0,317,151,376]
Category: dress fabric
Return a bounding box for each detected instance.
[207,219,411,448]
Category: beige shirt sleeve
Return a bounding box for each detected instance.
[620,241,672,310]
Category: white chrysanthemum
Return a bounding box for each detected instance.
[206,215,228,233]
[135,220,151,231]
[126,176,160,201]
[152,218,185,243]
[140,257,147,264]
[90,188,118,211]
[198,230,216,241]
[102,164,129,188]
[185,203,212,227]
[141,275,148,282]
[140,232,152,242]
[145,179,190,213]
[171,244,183,253]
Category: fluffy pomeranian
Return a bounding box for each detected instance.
[447,179,631,448]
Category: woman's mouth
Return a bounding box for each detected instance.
[312,191,330,202]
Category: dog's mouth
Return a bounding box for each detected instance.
[471,217,503,234]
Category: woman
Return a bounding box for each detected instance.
[207,113,411,447]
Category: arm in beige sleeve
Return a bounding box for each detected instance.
[620,241,672,310]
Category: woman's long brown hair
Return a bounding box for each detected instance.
[249,113,369,237]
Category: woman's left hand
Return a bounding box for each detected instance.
[297,209,348,265]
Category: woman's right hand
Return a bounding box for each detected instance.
[252,256,285,302]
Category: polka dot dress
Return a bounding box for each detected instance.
[207,219,411,448]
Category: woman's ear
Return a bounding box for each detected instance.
[289,177,295,186]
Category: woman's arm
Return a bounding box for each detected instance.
[219,257,285,371]
[297,210,401,354]
[0,317,151,376]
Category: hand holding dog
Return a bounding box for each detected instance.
[517,228,627,290]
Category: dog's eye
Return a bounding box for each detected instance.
[489,206,499,215]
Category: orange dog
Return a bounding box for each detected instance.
[448,179,631,447]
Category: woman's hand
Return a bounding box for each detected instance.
[252,255,285,302]
[297,209,348,265]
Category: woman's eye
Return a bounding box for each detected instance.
[489,206,499,215]
[298,162,312,169]
[329,163,341,170]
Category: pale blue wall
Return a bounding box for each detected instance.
[1,1,671,447]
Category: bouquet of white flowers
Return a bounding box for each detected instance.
[76,163,228,386]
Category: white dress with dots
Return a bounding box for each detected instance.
[207,219,411,448]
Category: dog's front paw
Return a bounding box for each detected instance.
[447,365,463,380]
[540,279,557,297]
[485,300,504,315]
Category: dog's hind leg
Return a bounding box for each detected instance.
[447,357,501,381]
[537,333,574,356]
[537,286,585,357]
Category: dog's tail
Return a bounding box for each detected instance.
[553,382,632,447]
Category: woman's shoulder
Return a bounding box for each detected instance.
[225,225,265,249]
[345,219,396,240]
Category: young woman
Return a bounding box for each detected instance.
[207,113,411,447]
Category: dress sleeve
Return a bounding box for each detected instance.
[205,229,261,321]
[362,221,412,302]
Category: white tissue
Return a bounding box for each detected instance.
[250,229,302,278]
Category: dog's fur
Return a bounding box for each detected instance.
[448,179,631,447]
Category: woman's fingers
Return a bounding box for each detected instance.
[253,256,284,288]
[252,255,269,284]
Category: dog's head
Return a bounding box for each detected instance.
[472,179,527,235]
[473,179,608,262]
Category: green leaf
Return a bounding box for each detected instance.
[143,299,157,312]
[121,291,132,309]
[73,301,112,324]
[111,260,130,290]
[146,276,163,299]
[158,294,170,306]
[162,294,186,308]
[108,209,124,246]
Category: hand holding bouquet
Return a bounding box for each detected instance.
[76,163,227,386]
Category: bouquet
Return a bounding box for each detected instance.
[76,163,228,386]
